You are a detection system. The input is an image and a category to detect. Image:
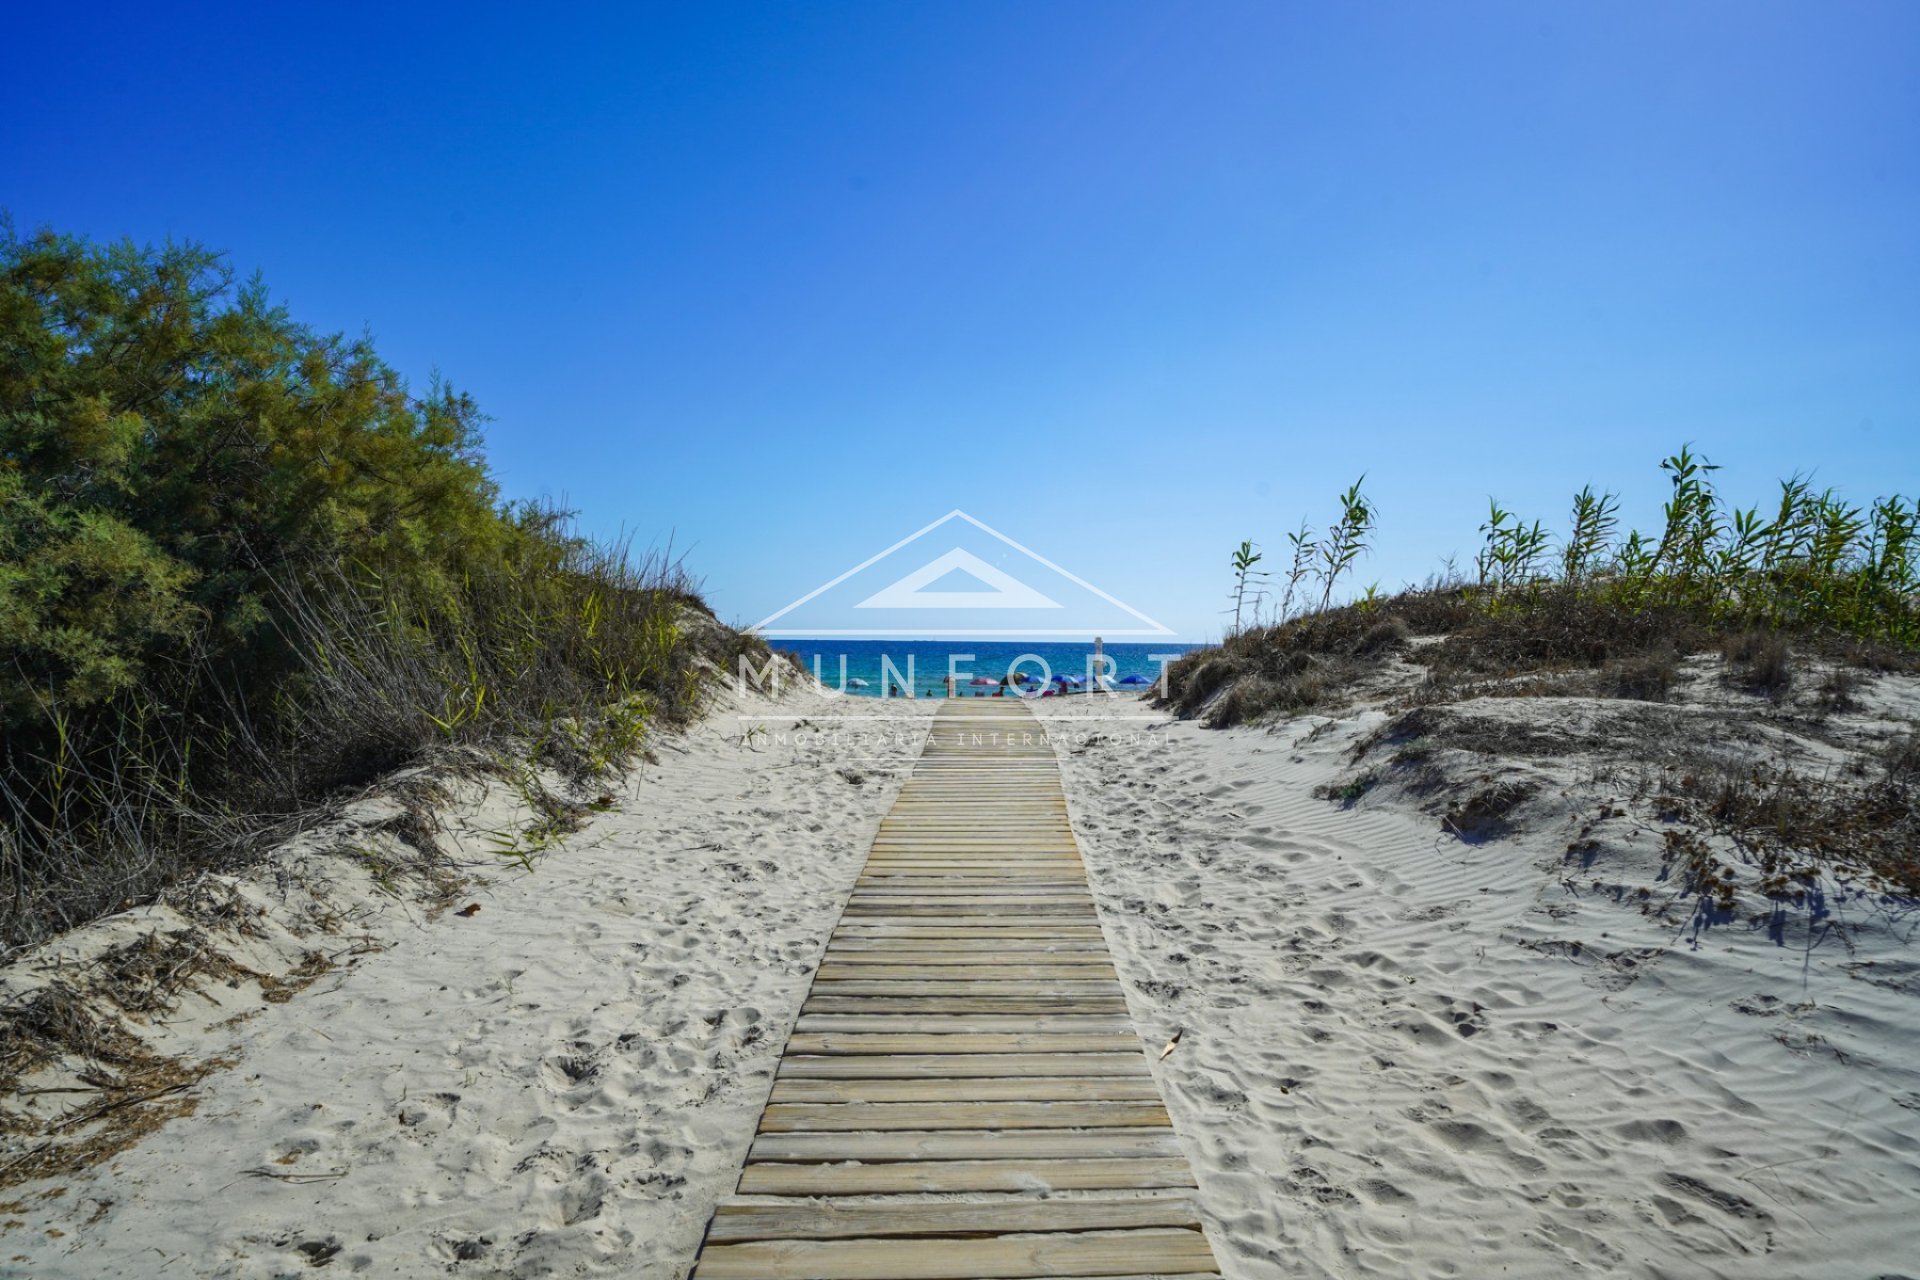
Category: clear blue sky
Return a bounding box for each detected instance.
[6,2,1916,639]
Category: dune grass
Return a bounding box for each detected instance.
[1169,449,1917,730]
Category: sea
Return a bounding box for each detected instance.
[771,639,1202,698]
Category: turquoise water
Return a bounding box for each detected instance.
[775,639,1200,698]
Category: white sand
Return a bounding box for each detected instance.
[8,668,1918,1279]
[3,687,931,1278]
[1035,686,1920,1279]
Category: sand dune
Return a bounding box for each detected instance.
[1036,686,1920,1280]
[6,671,1916,1279]
[2,688,930,1278]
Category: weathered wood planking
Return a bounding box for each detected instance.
[786,1032,1141,1055]
[737,1157,1199,1195]
[802,996,1132,1014]
[768,1076,1165,1103]
[705,1194,1201,1242]
[815,967,1119,984]
[821,937,1109,952]
[793,1014,1133,1032]
[832,922,1104,935]
[759,1099,1171,1131]
[779,1052,1149,1079]
[749,1128,1186,1162]
[690,700,1217,1280]
[694,1228,1218,1280]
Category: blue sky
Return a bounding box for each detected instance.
[6,2,1916,639]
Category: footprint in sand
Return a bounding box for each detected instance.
[541,1044,603,1093]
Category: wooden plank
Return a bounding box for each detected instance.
[793,1014,1133,1033]
[855,875,1086,882]
[850,884,1092,895]
[759,1100,1171,1130]
[768,1076,1165,1103]
[872,826,1074,831]
[855,860,1078,868]
[866,851,1078,857]
[847,891,1094,903]
[871,833,1076,840]
[840,905,1099,917]
[823,937,1109,952]
[748,1129,1185,1163]
[856,882,1098,890]
[843,901,1097,914]
[819,949,1115,963]
[878,808,1069,813]
[868,842,1078,850]
[819,954,1118,968]
[843,904,1097,915]
[705,1195,1200,1242]
[850,883,1092,892]
[694,1228,1214,1280]
[873,834,1076,840]
[786,1032,1140,1056]
[806,981,1123,997]
[882,805,1066,809]
[861,859,1084,867]
[802,997,1130,1015]
[736,1158,1198,1195]
[872,828,1075,834]
[779,1053,1147,1078]
[871,835,1077,842]
[823,941,1108,953]
[871,833,1076,839]
[832,925,1104,938]
[880,815,1066,820]
[864,859,1090,871]
[815,965,1118,982]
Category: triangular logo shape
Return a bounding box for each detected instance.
[751,510,1173,638]
[919,567,1000,594]
[855,548,1061,610]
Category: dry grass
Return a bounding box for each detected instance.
[1600,645,1681,702]
[1163,578,1918,730]
[2,549,760,953]
[1722,630,1794,699]
[0,984,223,1189]
[1653,756,1920,899]
[1159,608,1416,726]
[1442,779,1538,840]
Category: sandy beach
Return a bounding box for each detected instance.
[5,664,1918,1278]
[1035,678,1920,1279]
[1,689,931,1278]
[10,9,1916,1277]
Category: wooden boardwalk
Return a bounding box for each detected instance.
[692,700,1220,1280]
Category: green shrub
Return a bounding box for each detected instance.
[1,225,747,948]
[1163,446,1915,724]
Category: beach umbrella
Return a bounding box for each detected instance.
[846,677,870,688]
[1118,674,1151,685]
[968,676,998,686]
